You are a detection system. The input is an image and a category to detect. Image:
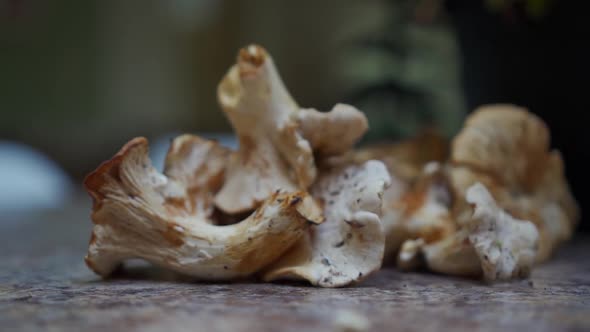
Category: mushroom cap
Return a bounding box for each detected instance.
[381,105,574,279]
[297,104,368,157]
[451,104,549,191]
[383,162,456,261]
[215,45,315,214]
[215,44,369,214]
[337,131,449,260]
[400,183,539,280]
[349,129,449,181]
[450,104,578,262]
[263,160,391,287]
[396,163,456,242]
[162,134,230,220]
[466,183,538,280]
[84,136,320,280]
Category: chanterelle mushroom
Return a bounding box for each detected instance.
[84,136,321,279]
[263,160,391,287]
[215,44,368,214]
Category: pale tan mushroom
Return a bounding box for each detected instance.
[391,163,478,275]
[391,105,575,280]
[84,136,321,280]
[385,162,456,260]
[161,134,229,220]
[334,131,450,260]
[398,183,538,280]
[450,104,579,262]
[397,238,425,270]
[297,104,368,157]
[215,45,368,214]
[465,183,538,280]
[263,160,391,287]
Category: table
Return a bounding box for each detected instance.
[1,198,589,331]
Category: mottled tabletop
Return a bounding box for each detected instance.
[1,198,589,332]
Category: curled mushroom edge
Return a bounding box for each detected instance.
[83,44,385,287]
[263,160,391,287]
[84,136,322,280]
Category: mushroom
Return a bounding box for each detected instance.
[215,44,368,214]
[465,183,538,280]
[389,162,475,274]
[397,183,538,280]
[390,162,456,254]
[450,105,579,262]
[397,238,425,271]
[335,131,450,260]
[263,160,391,287]
[297,104,368,157]
[84,136,321,279]
[346,129,449,182]
[391,105,576,280]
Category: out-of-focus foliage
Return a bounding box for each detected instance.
[338,0,466,141]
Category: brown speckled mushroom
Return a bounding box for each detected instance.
[84,136,321,280]
[263,160,391,287]
[215,45,368,214]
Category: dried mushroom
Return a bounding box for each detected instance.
[383,105,577,280]
[263,160,391,287]
[342,131,450,260]
[391,163,456,256]
[84,136,321,279]
[297,104,368,157]
[465,183,538,280]
[450,105,578,262]
[348,130,448,182]
[215,45,367,214]
[404,183,538,280]
[83,44,387,287]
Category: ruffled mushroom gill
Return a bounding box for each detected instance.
[84,136,321,279]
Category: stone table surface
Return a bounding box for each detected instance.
[1,199,589,332]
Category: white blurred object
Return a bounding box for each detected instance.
[0,141,72,215]
[332,309,371,332]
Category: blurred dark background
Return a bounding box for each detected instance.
[0,0,588,230]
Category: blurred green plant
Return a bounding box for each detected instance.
[338,0,466,142]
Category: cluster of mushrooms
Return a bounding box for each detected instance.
[84,45,578,287]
